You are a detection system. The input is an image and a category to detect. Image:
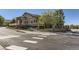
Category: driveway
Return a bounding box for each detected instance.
[0,27,79,50]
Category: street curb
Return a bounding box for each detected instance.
[16,30,26,33]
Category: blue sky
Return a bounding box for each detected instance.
[0,9,78,25]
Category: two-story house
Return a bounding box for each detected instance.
[14,12,38,28]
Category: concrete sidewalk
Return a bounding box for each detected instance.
[0,45,4,50]
[16,29,58,36]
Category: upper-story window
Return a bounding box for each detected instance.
[34,19,37,23]
[31,21,33,23]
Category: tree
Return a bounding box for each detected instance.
[38,14,46,29]
[10,19,15,23]
[38,9,65,30]
[52,9,64,29]
[38,11,54,29]
[0,16,5,26]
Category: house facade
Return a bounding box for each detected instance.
[14,12,38,28]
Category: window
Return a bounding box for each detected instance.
[31,21,33,23]
[34,19,37,23]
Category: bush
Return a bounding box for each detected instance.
[52,28,71,32]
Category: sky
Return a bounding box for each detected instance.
[0,9,78,25]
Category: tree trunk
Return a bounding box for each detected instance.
[52,24,56,31]
[37,23,39,29]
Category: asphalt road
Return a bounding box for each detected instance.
[0,27,79,50]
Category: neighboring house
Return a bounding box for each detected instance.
[10,12,38,28]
